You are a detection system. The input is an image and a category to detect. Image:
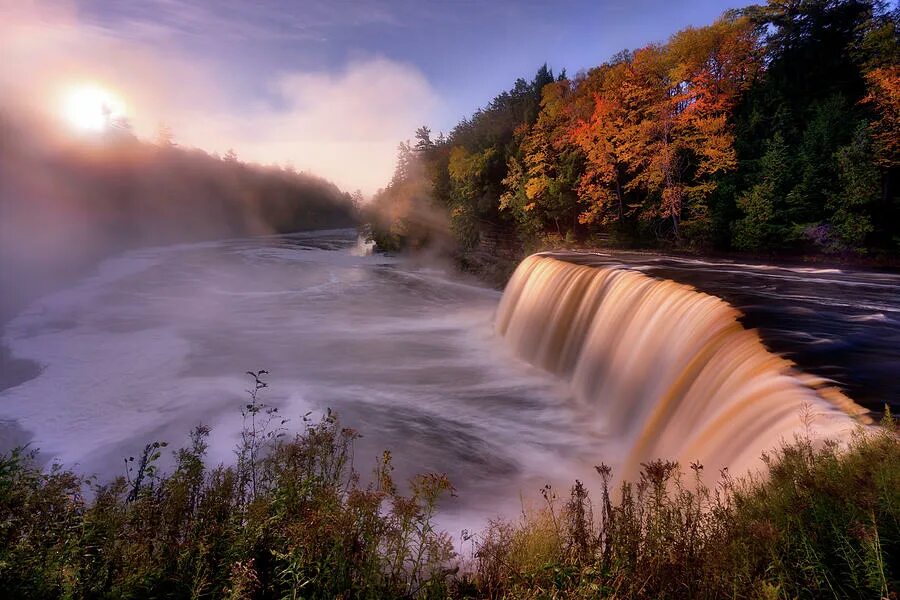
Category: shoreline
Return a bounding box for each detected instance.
[450,236,900,296]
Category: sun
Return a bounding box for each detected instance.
[61,85,127,132]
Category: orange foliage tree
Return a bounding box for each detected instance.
[501,79,590,239]
[569,16,760,241]
[864,65,900,168]
[568,61,634,227]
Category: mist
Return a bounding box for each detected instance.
[365,141,455,259]
[0,3,456,324]
[0,109,357,323]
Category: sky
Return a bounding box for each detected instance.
[1,0,744,194]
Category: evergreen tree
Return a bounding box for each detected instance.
[414,126,434,153]
[732,132,792,250]
[830,122,880,252]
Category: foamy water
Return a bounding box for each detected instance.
[1,231,896,531]
[0,231,593,531]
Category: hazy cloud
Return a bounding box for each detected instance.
[183,58,438,194]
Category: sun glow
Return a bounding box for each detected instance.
[61,85,127,132]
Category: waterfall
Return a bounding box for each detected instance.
[496,254,870,479]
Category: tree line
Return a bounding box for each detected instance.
[370,0,899,260]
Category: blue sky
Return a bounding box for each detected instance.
[2,0,744,192]
[75,0,744,131]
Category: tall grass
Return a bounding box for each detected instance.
[1,374,896,598]
[462,412,899,599]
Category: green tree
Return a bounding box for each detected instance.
[414,126,434,154]
[829,122,879,252]
[732,132,792,250]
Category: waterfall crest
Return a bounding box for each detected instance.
[496,254,870,479]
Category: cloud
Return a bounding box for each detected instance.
[181,58,438,194]
[0,1,439,194]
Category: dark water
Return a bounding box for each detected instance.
[550,251,900,412]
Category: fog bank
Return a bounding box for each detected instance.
[0,111,356,322]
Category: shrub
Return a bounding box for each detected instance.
[1,373,896,599]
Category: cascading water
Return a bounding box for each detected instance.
[496,254,871,480]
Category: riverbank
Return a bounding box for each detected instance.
[453,235,900,292]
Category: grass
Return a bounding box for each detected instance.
[1,373,897,599]
[462,416,899,599]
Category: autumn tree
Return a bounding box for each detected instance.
[502,79,584,239]
[370,0,899,259]
[666,15,761,242]
[568,61,634,228]
[566,16,759,245]
[864,65,900,168]
[447,66,557,246]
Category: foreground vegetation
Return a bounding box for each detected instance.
[369,0,899,263]
[466,416,898,600]
[1,374,897,598]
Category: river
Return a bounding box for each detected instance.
[1,229,897,532]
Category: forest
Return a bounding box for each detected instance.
[369,0,900,264]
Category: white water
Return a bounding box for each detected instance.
[496,255,870,482]
[0,231,889,530]
[0,231,594,530]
